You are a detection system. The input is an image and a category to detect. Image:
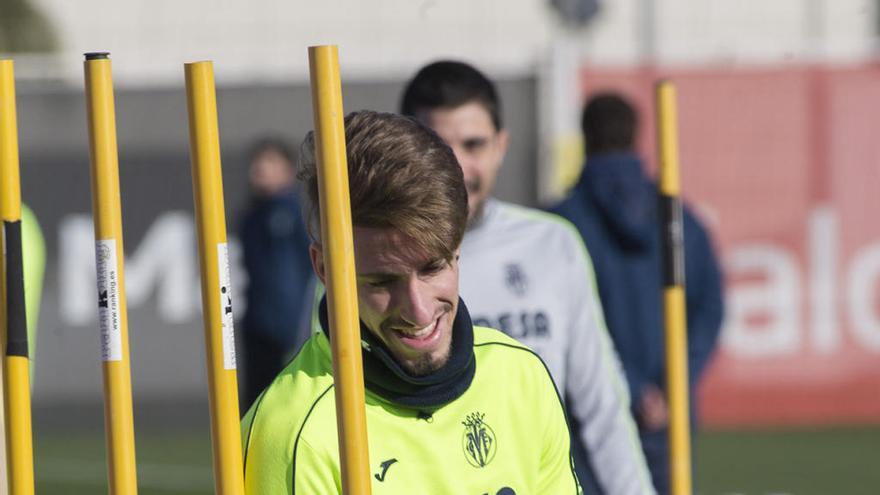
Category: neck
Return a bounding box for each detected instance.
[317,297,476,408]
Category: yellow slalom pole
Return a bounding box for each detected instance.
[308,45,372,495]
[656,80,692,495]
[184,61,245,495]
[83,52,139,494]
[1,59,35,495]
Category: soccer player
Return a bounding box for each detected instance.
[241,111,581,494]
[401,61,654,495]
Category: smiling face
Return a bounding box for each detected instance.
[418,102,509,225]
[311,226,459,376]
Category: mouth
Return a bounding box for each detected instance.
[466,178,481,195]
[390,317,442,351]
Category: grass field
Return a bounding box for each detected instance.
[32,421,880,494]
[36,431,212,494]
[694,426,880,495]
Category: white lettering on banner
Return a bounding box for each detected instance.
[809,205,839,353]
[124,212,198,322]
[58,211,248,326]
[59,215,98,325]
[723,207,880,357]
[723,245,801,357]
[846,244,880,351]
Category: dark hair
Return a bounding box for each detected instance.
[581,93,637,155]
[246,136,296,167]
[299,110,468,261]
[400,60,503,130]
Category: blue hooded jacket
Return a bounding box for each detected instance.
[551,153,724,419]
[239,188,314,348]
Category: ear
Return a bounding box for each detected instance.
[309,243,327,284]
[451,248,462,270]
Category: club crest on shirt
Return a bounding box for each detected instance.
[461,412,496,468]
[504,263,528,297]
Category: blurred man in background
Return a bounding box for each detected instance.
[552,93,724,495]
[238,138,313,411]
[402,61,654,495]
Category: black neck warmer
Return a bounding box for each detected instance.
[317,297,476,409]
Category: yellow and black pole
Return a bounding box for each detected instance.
[656,80,692,495]
[308,45,372,495]
[1,59,35,495]
[83,52,139,494]
[184,61,245,495]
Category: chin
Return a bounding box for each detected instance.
[380,302,457,376]
[399,323,454,376]
[403,348,452,377]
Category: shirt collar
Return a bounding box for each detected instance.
[317,296,476,409]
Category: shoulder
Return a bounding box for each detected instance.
[549,188,587,217]
[681,202,715,247]
[491,200,572,231]
[238,204,263,234]
[20,204,46,253]
[242,334,338,491]
[474,325,542,359]
[254,333,334,413]
[472,326,557,382]
[487,201,590,258]
[243,334,335,457]
[473,324,531,347]
[549,193,603,254]
[470,327,567,431]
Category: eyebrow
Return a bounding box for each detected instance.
[421,258,446,271]
[356,258,446,280]
[357,272,399,281]
[462,137,488,148]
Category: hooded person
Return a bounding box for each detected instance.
[551,92,724,495]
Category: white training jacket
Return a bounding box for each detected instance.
[459,198,655,495]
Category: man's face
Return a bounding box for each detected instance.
[418,102,509,224]
[310,227,459,376]
[248,150,294,197]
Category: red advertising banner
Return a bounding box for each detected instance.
[580,65,880,426]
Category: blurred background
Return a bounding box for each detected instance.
[3,0,880,493]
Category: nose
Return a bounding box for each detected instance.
[394,277,434,328]
[450,144,473,172]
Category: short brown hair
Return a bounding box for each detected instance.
[299,110,468,261]
[400,60,502,130]
[581,92,637,155]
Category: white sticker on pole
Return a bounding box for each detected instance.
[218,242,237,370]
[96,239,122,362]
